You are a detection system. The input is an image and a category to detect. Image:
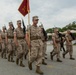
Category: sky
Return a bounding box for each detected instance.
[0,0,76,29]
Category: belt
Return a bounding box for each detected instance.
[69,40,72,42]
[31,36,41,40]
[56,41,60,43]
[17,37,25,40]
[8,36,14,39]
[2,38,5,39]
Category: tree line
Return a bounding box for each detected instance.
[46,21,76,40]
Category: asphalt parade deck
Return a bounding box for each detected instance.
[0,45,76,75]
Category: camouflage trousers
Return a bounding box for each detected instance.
[13,43,17,56]
[52,43,60,59]
[29,39,43,66]
[7,39,15,58]
[42,41,47,59]
[1,39,7,57]
[64,44,73,56]
[16,39,28,61]
[0,43,2,52]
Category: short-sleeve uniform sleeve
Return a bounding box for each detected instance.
[14,29,17,38]
[14,29,17,34]
[26,30,28,34]
[52,33,55,38]
[0,33,1,36]
[65,34,68,38]
[5,30,7,36]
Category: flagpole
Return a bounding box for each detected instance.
[27,0,30,24]
[28,12,30,24]
[27,0,31,60]
[28,12,31,61]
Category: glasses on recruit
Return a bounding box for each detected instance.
[35,19,39,21]
[19,23,21,24]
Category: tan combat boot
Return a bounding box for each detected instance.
[11,57,15,62]
[70,55,75,60]
[42,59,47,65]
[16,58,19,65]
[1,53,3,58]
[50,53,56,60]
[28,61,32,70]
[20,61,25,67]
[36,66,44,74]
[62,53,65,58]
[57,58,62,62]
[4,54,7,59]
[8,55,10,62]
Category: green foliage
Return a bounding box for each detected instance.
[46,28,53,33]
[62,21,76,31]
[46,21,76,40]
[46,21,76,33]
[48,36,52,40]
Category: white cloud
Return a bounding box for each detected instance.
[49,6,76,28]
[0,0,76,29]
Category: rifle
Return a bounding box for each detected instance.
[40,22,47,41]
[22,19,26,35]
[4,25,7,30]
[9,22,15,31]
[12,24,15,31]
[70,33,75,40]
[42,28,47,41]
